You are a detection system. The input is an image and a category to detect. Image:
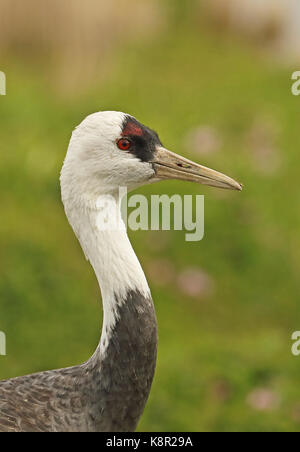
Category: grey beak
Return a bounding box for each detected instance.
[151,146,242,191]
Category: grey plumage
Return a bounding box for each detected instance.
[0,291,157,432]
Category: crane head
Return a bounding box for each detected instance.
[61,111,242,200]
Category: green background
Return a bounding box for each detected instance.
[0,0,300,432]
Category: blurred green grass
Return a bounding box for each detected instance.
[1,8,300,432]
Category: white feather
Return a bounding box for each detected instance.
[60,111,153,353]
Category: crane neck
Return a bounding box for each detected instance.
[62,191,158,430]
[64,192,153,350]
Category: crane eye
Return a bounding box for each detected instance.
[117,138,131,151]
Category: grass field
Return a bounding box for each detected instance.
[1,3,300,432]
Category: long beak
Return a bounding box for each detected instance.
[151,146,242,191]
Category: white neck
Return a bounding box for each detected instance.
[62,193,151,352]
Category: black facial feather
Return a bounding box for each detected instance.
[121,116,162,162]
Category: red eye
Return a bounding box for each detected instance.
[117,138,131,151]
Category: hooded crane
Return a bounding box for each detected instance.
[0,111,242,432]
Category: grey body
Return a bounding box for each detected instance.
[0,291,157,432]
